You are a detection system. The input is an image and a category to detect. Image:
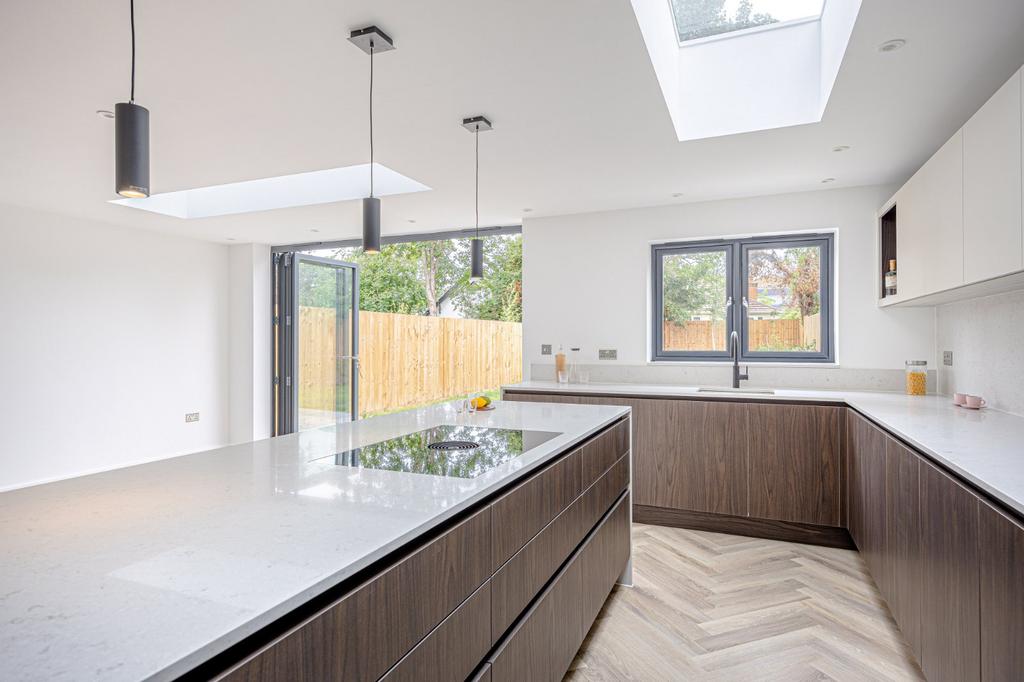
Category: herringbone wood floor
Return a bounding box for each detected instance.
[565,523,925,681]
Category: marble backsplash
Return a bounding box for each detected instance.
[936,288,1024,417]
[528,363,937,394]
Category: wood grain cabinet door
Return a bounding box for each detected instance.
[747,404,843,526]
[979,501,1024,681]
[920,460,981,682]
[883,437,922,654]
[633,399,748,516]
[847,412,887,580]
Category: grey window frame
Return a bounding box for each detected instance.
[651,233,835,363]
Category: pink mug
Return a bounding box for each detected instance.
[953,392,968,406]
[965,395,986,409]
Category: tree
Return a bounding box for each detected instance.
[661,251,728,325]
[748,247,821,320]
[672,0,776,42]
[452,235,522,322]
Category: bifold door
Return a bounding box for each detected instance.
[274,253,359,435]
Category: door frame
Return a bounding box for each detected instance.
[273,252,359,435]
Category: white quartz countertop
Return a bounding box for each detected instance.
[0,401,628,682]
[504,381,1024,517]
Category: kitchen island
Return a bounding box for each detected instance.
[0,400,631,682]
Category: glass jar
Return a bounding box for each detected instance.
[905,360,927,396]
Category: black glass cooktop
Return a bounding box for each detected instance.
[327,425,561,479]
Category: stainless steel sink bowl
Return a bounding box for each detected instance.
[696,386,776,395]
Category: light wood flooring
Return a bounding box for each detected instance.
[565,523,925,681]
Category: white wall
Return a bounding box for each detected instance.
[522,185,936,385]
[936,289,1024,417]
[0,204,233,489]
[228,243,273,443]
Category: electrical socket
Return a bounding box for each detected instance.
[943,351,953,366]
[185,412,200,423]
[598,349,617,360]
[541,344,552,355]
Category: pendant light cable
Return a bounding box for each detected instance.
[475,124,479,239]
[129,0,136,103]
[369,41,374,198]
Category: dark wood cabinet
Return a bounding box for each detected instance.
[847,411,887,581]
[380,581,492,682]
[490,447,582,570]
[920,459,980,682]
[219,507,492,682]
[979,501,1024,681]
[882,437,923,654]
[747,404,843,526]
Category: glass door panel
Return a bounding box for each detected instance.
[295,255,358,430]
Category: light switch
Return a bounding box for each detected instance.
[541,344,552,356]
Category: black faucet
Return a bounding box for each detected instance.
[730,331,749,389]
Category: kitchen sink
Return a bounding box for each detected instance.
[696,386,776,395]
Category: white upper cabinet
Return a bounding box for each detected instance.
[898,130,965,299]
[964,68,1023,283]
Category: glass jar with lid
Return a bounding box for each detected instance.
[905,360,927,396]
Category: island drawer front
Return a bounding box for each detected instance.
[490,453,629,640]
[490,447,582,569]
[216,507,491,682]
[581,418,629,490]
[379,580,492,682]
[489,493,630,682]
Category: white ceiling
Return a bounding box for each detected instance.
[1,0,1023,246]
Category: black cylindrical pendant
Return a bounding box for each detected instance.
[115,102,150,198]
[362,197,381,253]
[470,238,484,281]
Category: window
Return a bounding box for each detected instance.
[651,234,833,362]
[669,0,825,44]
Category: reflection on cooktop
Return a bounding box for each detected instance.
[325,425,561,479]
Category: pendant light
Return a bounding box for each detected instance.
[463,116,492,282]
[349,26,395,254]
[115,0,149,198]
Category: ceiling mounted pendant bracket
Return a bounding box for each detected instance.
[462,116,493,133]
[348,26,396,54]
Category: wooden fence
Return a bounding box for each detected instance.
[299,307,523,416]
[663,313,820,352]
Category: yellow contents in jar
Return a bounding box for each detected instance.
[906,371,927,396]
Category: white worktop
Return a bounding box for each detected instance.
[504,381,1024,517]
[0,401,628,682]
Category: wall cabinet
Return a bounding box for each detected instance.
[964,69,1023,282]
[899,129,965,299]
[880,66,1024,305]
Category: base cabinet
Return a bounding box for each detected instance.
[919,460,981,682]
[883,438,923,655]
[979,502,1024,681]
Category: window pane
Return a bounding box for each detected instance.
[661,250,729,352]
[670,0,824,43]
[746,244,822,353]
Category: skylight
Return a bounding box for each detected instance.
[110,164,430,219]
[670,0,825,43]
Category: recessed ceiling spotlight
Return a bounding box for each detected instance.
[832,145,850,152]
[96,109,115,119]
[821,177,836,184]
[522,208,533,213]
[407,219,416,223]
[878,39,906,53]
[310,228,320,233]
[671,192,684,198]
[225,237,236,241]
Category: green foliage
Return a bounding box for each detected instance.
[453,236,522,322]
[661,251,727,325]
[323,234,522,322]
[672,0,776,42]
[748,246,821,319]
